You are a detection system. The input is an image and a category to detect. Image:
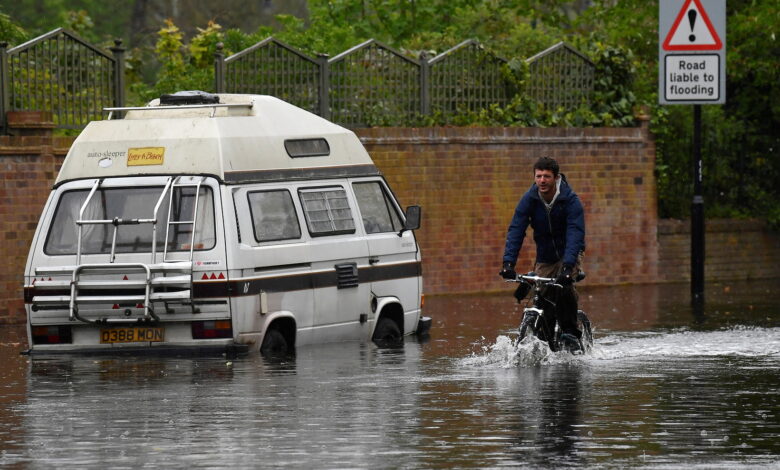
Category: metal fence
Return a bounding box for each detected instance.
[216,38,595,128]
[327,39,421,127]
[526,42,594,110]
[1,29,595,132]
[428,39,511,118]
[0,28,125,132]
[220,37,321,115]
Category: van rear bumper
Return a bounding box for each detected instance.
[25,341,249,358]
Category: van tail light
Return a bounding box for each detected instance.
[192,320,233,339]
[31,325,72,344]
[420,293,425,308]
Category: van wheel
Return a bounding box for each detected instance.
[260,328,288,357]
[372,317,402,346]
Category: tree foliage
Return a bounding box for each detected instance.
[0,11,28,44]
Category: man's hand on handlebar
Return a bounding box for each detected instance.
[500,262,517,280]
[556,265,574,286]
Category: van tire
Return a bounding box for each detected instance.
[260,328,288,357]
[372,317,402,345]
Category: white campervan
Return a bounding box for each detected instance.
[23,92,428,356]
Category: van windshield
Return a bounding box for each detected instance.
[44,186,215,255]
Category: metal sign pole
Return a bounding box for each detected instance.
[660,0,726,307]
[691,105,704,304]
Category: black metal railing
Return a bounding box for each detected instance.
[428,39,511,119]
[216,38,595,128]
[1,28,593,132]
[526,42,594,111]
[0,28,124,132]
[217,37,520,127]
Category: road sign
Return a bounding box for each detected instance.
[659,0,725,104]
[663,0,723,50]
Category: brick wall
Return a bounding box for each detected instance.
[0,132,73,324]
[658,218,780,282]
[2,117,776,324]
[357,118,660,294]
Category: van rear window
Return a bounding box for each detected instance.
[299,188,356,236]
[44,186,216,255]
[247,190,301,242]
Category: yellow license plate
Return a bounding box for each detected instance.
[100,327,164,344]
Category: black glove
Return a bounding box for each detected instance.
[500,262,517,280]
[556,265,574,286]
[513,280,531,302]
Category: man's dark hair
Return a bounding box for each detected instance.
[533,156,559,176]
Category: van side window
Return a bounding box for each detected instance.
[353,182,403,234]
[247,190,301,242]
[299,188,356,236]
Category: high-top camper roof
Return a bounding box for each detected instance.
[56,94,378,186]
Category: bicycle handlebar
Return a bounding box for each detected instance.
[504,271,586,285]
[513,274,556,283]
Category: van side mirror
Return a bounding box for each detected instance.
[398,205,421,237]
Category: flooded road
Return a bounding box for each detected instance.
[1,280,778,469]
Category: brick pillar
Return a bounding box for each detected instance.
[0,113,70,324]
[5,111,55,137]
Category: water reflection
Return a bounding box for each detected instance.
[0,280,777,469]
[533,366,583,465]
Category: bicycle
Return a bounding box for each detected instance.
[507,272,593,354]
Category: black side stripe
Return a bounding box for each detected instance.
[193,261,421,298]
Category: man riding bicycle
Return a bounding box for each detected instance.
[500,156,585,351]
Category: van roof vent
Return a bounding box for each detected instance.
[159,90,220,106]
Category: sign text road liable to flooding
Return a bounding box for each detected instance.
[664,54,720,102]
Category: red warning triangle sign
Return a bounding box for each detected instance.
[663,0,722,51]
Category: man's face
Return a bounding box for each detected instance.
[534,169,557,197]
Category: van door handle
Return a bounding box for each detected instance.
[369,257,380,265]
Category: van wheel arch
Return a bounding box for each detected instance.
[261,317,296,356]
[372,302,403,344]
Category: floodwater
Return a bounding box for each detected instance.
[0,279,778,469]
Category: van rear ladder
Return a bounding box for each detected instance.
[32,177,205,324]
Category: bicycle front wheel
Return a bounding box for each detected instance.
[518,310,541,342]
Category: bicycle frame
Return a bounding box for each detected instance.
[510,273,593,354]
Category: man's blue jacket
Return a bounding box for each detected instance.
[502,174,585,268]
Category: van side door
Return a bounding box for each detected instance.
[352,179,421,335]
[298,184,372,343]
[229,185,315,344]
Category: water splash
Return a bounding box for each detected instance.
[459,335,519,368]
[460,327,780,369]
[459,334,583,368]
[591,326,780,361]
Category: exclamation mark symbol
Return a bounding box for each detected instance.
[688,9,697,42]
